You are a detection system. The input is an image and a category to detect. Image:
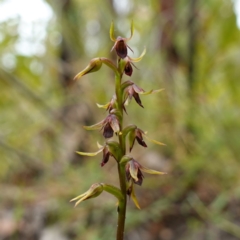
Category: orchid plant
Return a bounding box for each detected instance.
[71,21,166,240]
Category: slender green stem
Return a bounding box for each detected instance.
[115,65,127,240]
[116,164,127,240]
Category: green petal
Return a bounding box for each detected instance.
[144,134,166,146]
[121,80,134,92]
[107,141,122,160]
[96,103,109,109]
[131,185,141,209]
[129,162,139,182]
[124,97,130,106]
[97,142,103,149]
[74,198,86,206]
[140,88,164,95]
[126,20,134,41]
[141,166,167,175]
[110,118,120,133]
[76,148,103,157]
[128,129,136,152]
[122,125,137,137]
[119,155,132,165]
[129,47,146,62]
[83,120,103,130]
[70,193,86,202]
[110,21,116,41]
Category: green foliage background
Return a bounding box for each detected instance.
[0,0,240,239]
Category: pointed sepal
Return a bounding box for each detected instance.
[141,88,164,96]
[126,20,134,41]
[83,120,104,131]
[110,21,116,42]
[76,148,103,157]
[129,184,141,209]
[128,47,146,63]
[144,134,166,146]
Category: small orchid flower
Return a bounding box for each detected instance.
[110,21,134,59]
[76,142,119,166]
[123,82,165,108]
[83,112,120,139]
[123,48,146,76]
[102,113,120,138]
[125,159,167,186]
[127,127,166,151]
[96,95,117,113]
[129,128,147,152]
[124,83,145,108]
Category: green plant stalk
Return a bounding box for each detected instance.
[115,67,127,240]
[116,164,127,240]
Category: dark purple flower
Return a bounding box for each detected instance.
[111,37,134,59]
[102,114,120,139]
[124,84,145,108]
[129,128,147,152]
[125,159,144,186]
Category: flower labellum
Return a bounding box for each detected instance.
[101,146,111,167]
[124,61,133,76]
[111,37,134,59]
[102,114,120,138]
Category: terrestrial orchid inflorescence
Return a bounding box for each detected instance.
[71,21,166,240]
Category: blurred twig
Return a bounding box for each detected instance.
[188,0,198,92]
[0,138,41,166]
[0,67,54,115]
[187,192,240,238]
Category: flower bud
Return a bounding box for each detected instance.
[74,58,102,81]
[70,183,103,207]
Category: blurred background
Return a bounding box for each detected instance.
[1,0,240,239]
